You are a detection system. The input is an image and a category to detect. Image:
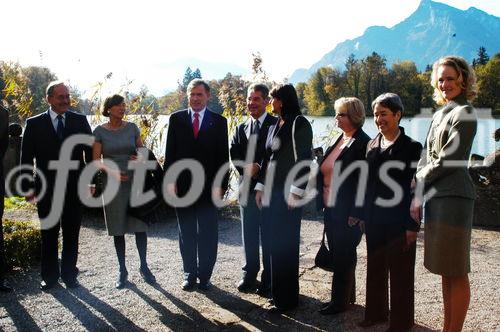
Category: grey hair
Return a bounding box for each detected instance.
[334,97,366,128]
[46,80,67,97]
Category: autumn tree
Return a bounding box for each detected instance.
[387,61,423,115]
[475,55,500,112]
[360,52,388,113]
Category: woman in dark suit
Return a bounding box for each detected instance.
[412,56,477,332]
[359,93,422,331]
[316,97,370,315]
[255,84,313,312]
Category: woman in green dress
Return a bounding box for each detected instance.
[411,56,477,332]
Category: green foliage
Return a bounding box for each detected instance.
[4,197,35,211]
[387,61,423,115]
[0,61,33,121]
[475,56,500,112]
[2,219,42,269]
[473,47,490,67]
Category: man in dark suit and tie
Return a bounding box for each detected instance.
[164,79,229,291]
[20,81,92,290]
[230,83,277,295]
[0,104,12,292]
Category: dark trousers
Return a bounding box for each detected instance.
[324,208,362,309]
[38,195,82,283]
[176,201,218,283]
[0,194,6,280]
[365,222,416,331]
[240,194,270,285]
[265,191,302,309]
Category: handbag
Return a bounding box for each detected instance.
[314,228,334,271]
[92,169,106,198]
[128,148,167,224]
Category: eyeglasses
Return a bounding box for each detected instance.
[335,113,348,118]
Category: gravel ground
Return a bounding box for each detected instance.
[0,208,499,332]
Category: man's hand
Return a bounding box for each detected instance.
[212,187,224,200]
[287,193,301,210]
[25,192,37,204]
[255,190,263,210]
[405,230,418,249]
[167,183,177,197]
[410,197,423,224]
[244,163,260,179]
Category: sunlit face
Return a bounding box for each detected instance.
[247,90,268,119]
[373,104,401,137]
[109,102,126,120]
[47,84,70,114]
[437,65,464,102]
[270,97,282,116]
[188,84,210,112]
[335,107,355,133]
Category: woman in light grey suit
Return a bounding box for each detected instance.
[411,56,477,332]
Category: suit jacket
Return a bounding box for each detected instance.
[0,106,8,199]
[416,95,477,199]
[20,110,92,211]
[316,128,370,221]
[230,113,278,188]
[364,128,423,231]
[258,115,313,194]
[164,108,229,202]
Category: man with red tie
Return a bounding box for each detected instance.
[164,79,229,291]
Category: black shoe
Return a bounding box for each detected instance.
[256,284,271,297]
[357,318,388,328]
[198,281,212,291]
[318,303,346,315]
[63,278,80,289]
[115,271,128,289]
[267,304,296,314]
[40,280,57,291]
[236,279,258,293]
[181,280,196,291]
[0,280,12,292]
[140,267,156,285]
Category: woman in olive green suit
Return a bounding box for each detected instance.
[411,56,477,332]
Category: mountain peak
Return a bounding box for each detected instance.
[289,1,499,84]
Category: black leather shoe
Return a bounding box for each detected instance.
[198,281,212,291]
[40,280,57,291]
[0,280,12,292]
[115,271,128,289]
[357,318,388,328]
[181,280,196,291]
[63,279,80,289]
[267,304,296,314]
[140,267,156,285]
[256,284,271,297]
[236,279,257,293]
[318,303,346,315]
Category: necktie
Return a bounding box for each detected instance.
[56,114,64,140]
[192,112,200,139]
[252,120,260,136]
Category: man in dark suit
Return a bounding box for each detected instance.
[20,81,92,290]
[164,79,229,291]
[230,83,277,295]
[0,104,12,292]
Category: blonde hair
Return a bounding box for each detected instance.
[431,56,477,105]
[334,97,366,128]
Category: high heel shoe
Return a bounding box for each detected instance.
[115,270,128,289]
[140,266,156,285]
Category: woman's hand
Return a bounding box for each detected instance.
[255,190,263,210]
[110,169,129,182]
[410,197,423,224]
[405,230,418,249]
[287,193,301,210]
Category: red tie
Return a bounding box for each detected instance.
[193,112,200,138]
